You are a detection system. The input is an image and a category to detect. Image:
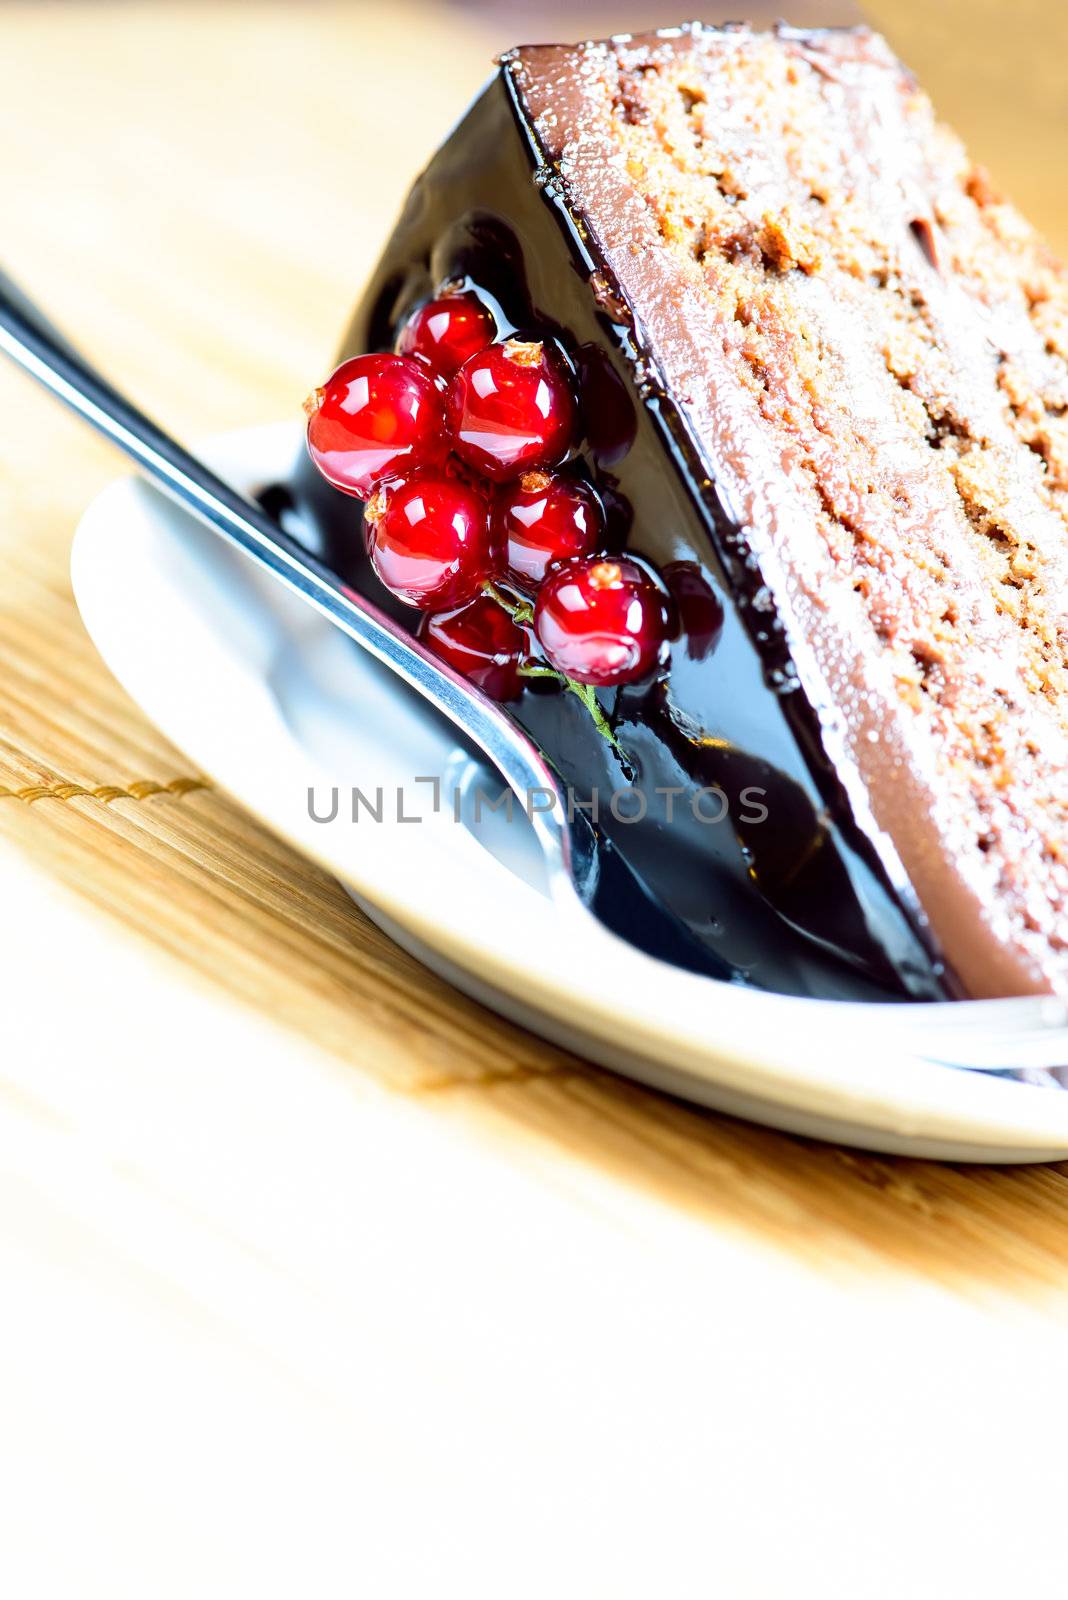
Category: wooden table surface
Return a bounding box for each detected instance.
[3,4,1068,1594]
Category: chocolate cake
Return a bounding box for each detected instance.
[292,22,1068,1002]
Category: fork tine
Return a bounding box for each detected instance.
[858,995,1068,1032]
[914,1034,1068,1072]
[820,993,1068,1074]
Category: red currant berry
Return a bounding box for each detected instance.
[396,291,496,380]
[446,338,577,482]
[363,474,491,610]
[305,353,445,500]
[533,557,671,687]
[494,470,604,592]
[418,595,526,701]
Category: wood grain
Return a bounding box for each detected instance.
[3,0,1068,1318]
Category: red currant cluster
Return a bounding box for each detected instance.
[304,288,671,704]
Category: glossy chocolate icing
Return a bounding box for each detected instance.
[289,27,961,1003]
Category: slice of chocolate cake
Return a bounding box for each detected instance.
[293,22,1068,1001]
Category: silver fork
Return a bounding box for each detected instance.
[3,265,1067,1081]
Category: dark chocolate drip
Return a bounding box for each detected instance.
[287,67,952,1003]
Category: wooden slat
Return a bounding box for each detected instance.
[3,0,1068,1315]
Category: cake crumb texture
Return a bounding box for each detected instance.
[517,26,1068,991]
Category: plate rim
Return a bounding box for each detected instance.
[69,421,1068,1162]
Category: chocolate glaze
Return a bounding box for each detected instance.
[511,23,1068,999]
[289,27,967,1003]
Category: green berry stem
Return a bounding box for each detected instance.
[482,579,534,628]
[561,679,627,759]
[488,582,627,761]
[516,661,626,759]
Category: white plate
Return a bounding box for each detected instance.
[70,422,1068,1161]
